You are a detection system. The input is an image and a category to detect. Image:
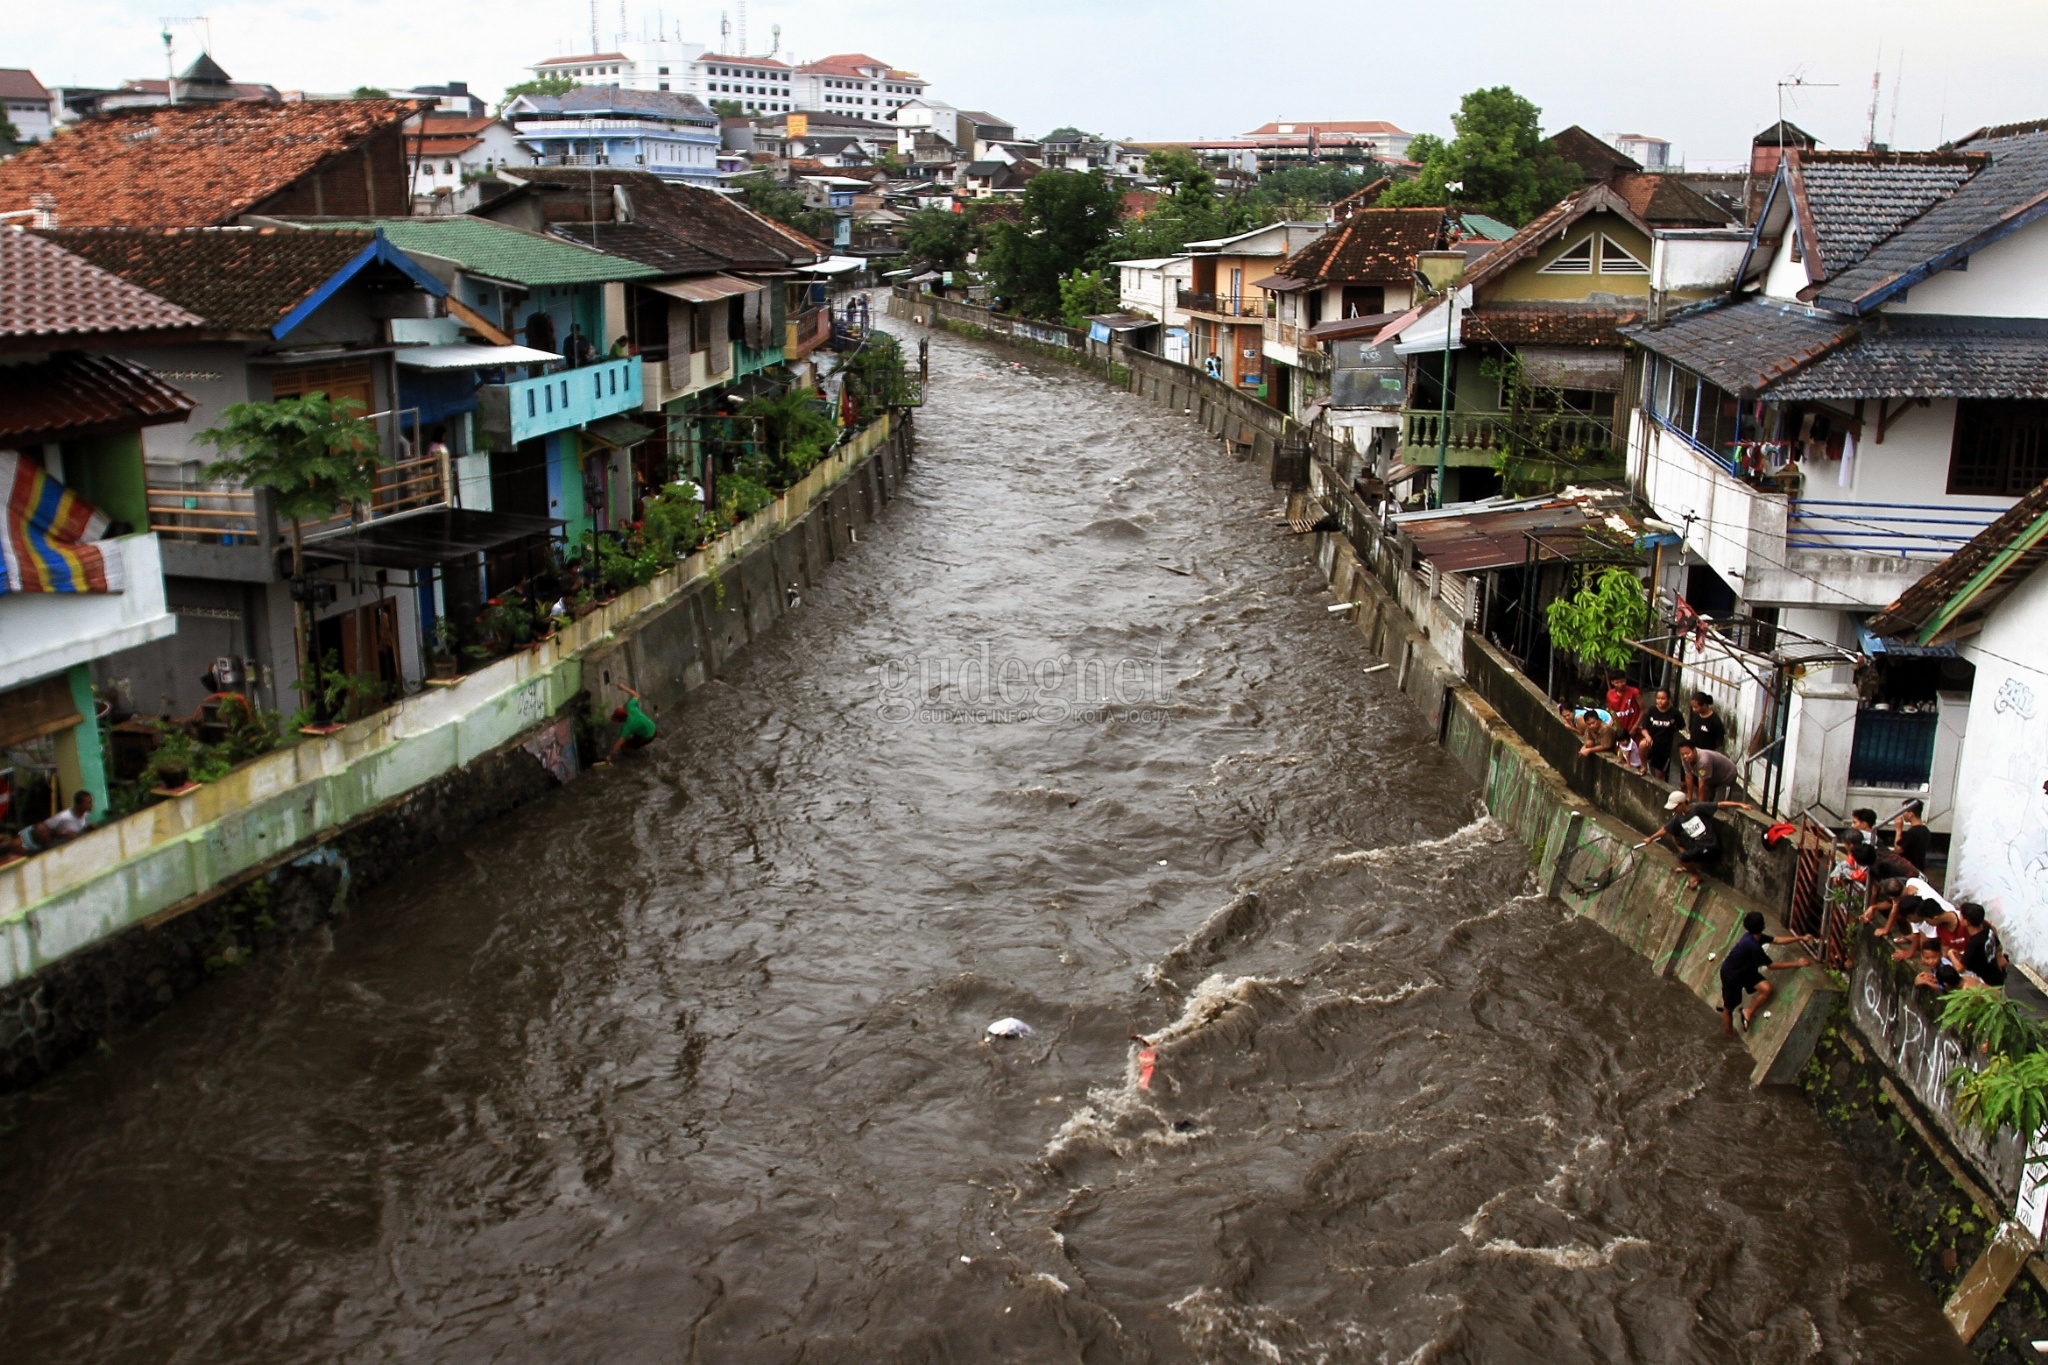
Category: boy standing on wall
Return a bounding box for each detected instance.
[1718,911,1816,1034]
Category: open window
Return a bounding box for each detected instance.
[1948,399,2048,495]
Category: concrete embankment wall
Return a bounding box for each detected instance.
[0,416,913,1091]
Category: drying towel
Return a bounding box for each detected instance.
[0,450,123,595]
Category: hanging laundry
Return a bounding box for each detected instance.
[1838,429,1857,489]
[0,450,124,596]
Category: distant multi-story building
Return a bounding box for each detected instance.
[527,44,927,121]
[789,55,927,122]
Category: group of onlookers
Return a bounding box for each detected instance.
[1558,673,2014,1024]
[1561,678,1748,889]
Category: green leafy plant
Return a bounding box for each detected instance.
[141,724,201,789]
[717,472,775,524]
[739,387,837,486]
[1940,986,2044,1059]
[1058,268,1118,329]
[1377,85,1583,226]
[1546,567,1649,673]
[497,73,575,114]
[198,394,382,716]
[1952,1051,2048,1148]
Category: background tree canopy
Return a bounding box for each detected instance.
[981,170,1120,318]
[1379,86,1582,225]
[900,206,981,274]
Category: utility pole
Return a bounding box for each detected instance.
[1432,180,1463,510]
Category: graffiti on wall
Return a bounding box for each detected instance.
[1953,666,2048,965]
[1850,931,2025,1204]
[521,715,578,786]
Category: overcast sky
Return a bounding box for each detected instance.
[19,0,2047,161]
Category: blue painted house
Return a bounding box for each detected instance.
[507,86,722,185]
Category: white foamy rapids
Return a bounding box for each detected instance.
[1168,1288,1292,1364]
[1322,811,1508,869]
[1473,1235,1648,1270]
[1144,972,1276,1051]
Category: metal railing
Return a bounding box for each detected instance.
[146,477,263,545]
[786,306,831,357]
[533,154,612,167]
[1787,499,2006,558]
[1177,291,1273,318]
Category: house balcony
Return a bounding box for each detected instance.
[1178,291,1273,320]
[643,349,736,409]
[145,407,447,581]
[1631,408,1991,609]
[1401,409,1616,463]
[479,358,643,445]
[733,342,784,380]
[787,306,831,359]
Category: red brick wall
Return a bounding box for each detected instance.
[250,125,409,218]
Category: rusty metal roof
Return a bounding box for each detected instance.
[1395,498,1624,574]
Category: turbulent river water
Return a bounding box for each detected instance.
[0,316,1970,1363]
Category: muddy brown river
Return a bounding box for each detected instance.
[0,316,1969,1362]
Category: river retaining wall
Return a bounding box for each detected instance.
[0,415,913,1092]
[889,290,2048,1350]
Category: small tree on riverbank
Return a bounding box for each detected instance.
[1546,567,1649,674]
[199,394,381,714]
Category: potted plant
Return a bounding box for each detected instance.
[428,618,462,682]
[146,724,202,794]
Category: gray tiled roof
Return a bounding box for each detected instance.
[1798,154,1981,278]
[1816,128,2048,313]
[1768,315,2048,399]
[1621,299,1857,394]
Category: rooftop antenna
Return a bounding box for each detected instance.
[618,0,627,45]
[737,0,747,55]
[1775,73,1837,154]
[720,11,730,52]
[771,23,780,57]
[1863,46,1883,150]
[1888,52,1905,149]
[588,0,599,53]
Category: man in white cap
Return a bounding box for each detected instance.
[1640,789,1756,889]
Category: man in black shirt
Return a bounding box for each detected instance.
[1641,688,1685,782]
[1718,910,1815,1034]
[1955,903,2008,987]
[1850,841,1918,886]
[1895,801,1931,871]
[1642,790,1755,889]
[1687,692,1727,757]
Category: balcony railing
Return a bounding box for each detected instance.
[787,306,831,358]
[533,154,613,167]
[146,408,440,546]
[1402,409,1616,455]
[478,358,644,445]
[1178,291,1273,319]
[1787,499,2006,560]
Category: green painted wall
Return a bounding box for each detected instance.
[64,431,148,532]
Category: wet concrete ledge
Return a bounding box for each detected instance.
[0,418,915,1092]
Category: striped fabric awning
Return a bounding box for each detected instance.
[0,450,125,595]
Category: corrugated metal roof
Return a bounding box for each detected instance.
[305,217,658,286]
[1395,499,1616,574]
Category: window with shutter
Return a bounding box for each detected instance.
[707,298,730,374]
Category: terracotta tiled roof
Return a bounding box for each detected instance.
[0,352,195,444]
[1275,207,1440,285]
[46,227,379,333]
[0,227,203,342]
[0,100,416,228]
[799,53,895,77]
[1243,120,1406,137]
[1461,303,1644,348]
[0,69,51,102]
[1607,171,1732,227]
[535,52,628,66]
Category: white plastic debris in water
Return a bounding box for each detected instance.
[985,1017,1035,1039]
